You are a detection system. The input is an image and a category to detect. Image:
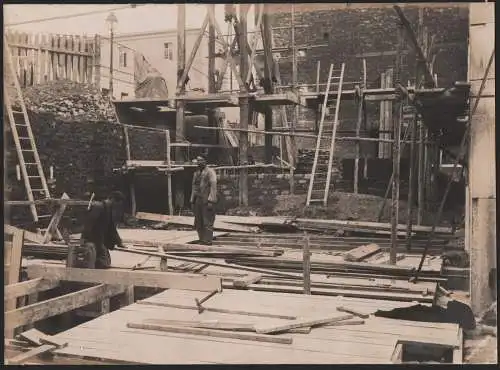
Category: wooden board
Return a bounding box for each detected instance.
[47,288,461,364]
[344,244,382,262]
[135,213,258,233]
[26,264,222,292]
[4,278,59,301]
[5,284,124,331]
[127,322,293,344]
[255,314,354,334]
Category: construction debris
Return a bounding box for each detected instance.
[22,80,116,122]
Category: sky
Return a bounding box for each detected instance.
[3,4,233,36]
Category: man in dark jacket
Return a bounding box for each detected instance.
[190,155,217,245]
[78,191,125,269]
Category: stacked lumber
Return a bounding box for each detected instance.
[292,218,454,237]
[22,80,116,122]
[224,256,441,279]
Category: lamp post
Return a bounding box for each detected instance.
[106,12,118,98]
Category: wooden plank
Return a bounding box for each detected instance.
[303,234,311,294]
[5,224,45,244]
[344,244,382,262]
[17,328,68,348]
[126,322,293,345]
[135,212,257,233]
[391,342,403,363]
[336,306,370,319]
[113,247,302,279]
[255,314,353,334]
[26,264,222,292]
[233,274,263,288]
[324,319,365,327]
[4,278,59,301]
[5,284,124,331]
[294,218,453,234]
[453,328,463,363]
[43,193,69,243]
[7,344,64,365]
[5,227,24,326]
[143,318,256,332]
[137,300,297,320]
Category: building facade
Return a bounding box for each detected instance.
[99,28,211,99]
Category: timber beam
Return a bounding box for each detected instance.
[26,264,222,292]
[4,284,125,332]
[4,278,59,302]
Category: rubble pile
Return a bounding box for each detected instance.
[22,80,117,122]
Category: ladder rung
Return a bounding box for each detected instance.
[309,199,324,203]
[28,175,42,178]
[15,123,27,126]
[37,215,53,219]
[25,163,38,165]
[31,189,47,192]
[19,137,31,140]
[22,149,35,152]
[12,110,24,114]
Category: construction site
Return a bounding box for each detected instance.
[3,3,496,365]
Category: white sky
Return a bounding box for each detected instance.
[3,4,233,36]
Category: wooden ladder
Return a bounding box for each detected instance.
[306,63,346,206]
[3,35,52,224]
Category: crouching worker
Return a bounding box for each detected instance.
[190,155,217,245]
[72,191,125,269]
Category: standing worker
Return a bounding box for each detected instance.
[73,191,126,269]
[190,155,218,245]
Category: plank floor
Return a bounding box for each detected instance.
[51,289,461,364]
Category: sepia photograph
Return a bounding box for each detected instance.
[3,2,496,365]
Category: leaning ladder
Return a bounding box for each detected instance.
[306,63,346,206]
[3,35,52,223]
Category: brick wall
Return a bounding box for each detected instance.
[271,6,469,156]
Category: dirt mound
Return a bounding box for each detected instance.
[272,192,407,221]
[22,79,116,122]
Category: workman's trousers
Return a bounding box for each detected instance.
[193,197,215,244]
[71,241,111,269]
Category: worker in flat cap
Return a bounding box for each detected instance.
[190,154,218,245]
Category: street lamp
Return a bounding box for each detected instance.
[106,12,118,98]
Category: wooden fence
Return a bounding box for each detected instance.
[5,31,101,88]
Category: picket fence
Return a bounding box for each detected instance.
[5,30,101,87]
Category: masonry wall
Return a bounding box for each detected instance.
[271,5,469,156]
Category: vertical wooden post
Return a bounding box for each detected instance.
[406,112,417,250]
[262,8,274,164]
[166,130,173,216]
[303,232,311,295]
[416,8,425,226]
[123,125,136,216]
[290,3,298,165]
[175,4,187,211]
[417,120,425,224]
[121,286,134,307]
[94,34,101,88]
[353,88,363,194]
[207,4,217,151]
[390,23,404,264]
[239,5,249,207]
[378,72,386,158]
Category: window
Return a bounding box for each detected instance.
[164,42,173,60]
[119,49,127,68]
